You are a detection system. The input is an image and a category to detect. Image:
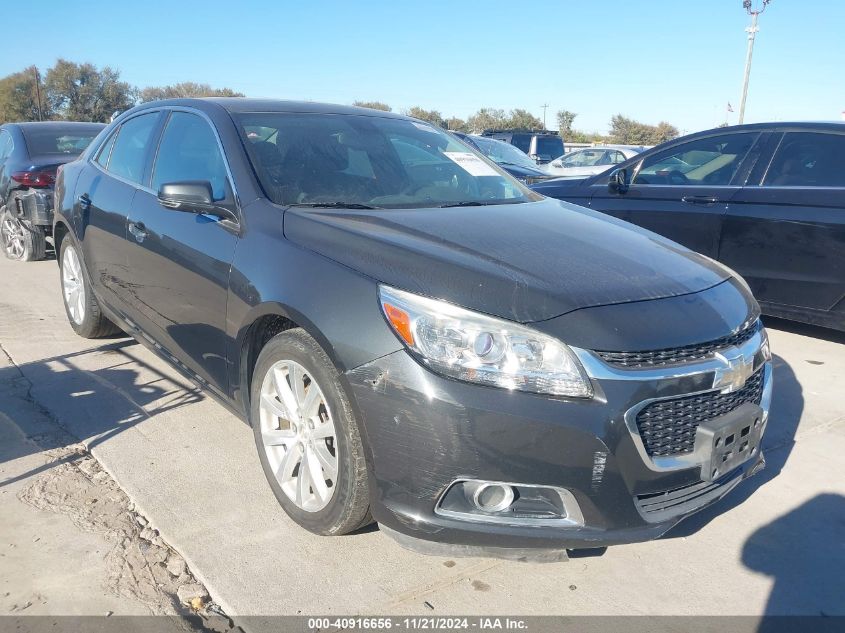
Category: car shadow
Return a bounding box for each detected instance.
[663,352,803,539]
[0,337,204,488]
[742,493,845,620]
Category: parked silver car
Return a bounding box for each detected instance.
[544,145,646,178]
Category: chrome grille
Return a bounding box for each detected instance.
[635,368,765,457]
[596,320,761,369]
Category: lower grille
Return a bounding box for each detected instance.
[635,469,741,522]
[635,368,765,457]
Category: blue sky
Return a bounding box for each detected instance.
[4,0,843,134]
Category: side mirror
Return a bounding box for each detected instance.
[608,168,629,194]
[158,181,216,213]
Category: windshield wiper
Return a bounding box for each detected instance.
[438,201,499,208]
[289,202,381,210]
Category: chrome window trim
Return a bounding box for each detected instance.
[87,106,242,214]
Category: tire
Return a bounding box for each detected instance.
[0,208,47,261]
[250,328,372,535]
[59,239,121,338]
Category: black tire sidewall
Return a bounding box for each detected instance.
[249,329,369,535]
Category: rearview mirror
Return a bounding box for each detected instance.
[608,168,629,194]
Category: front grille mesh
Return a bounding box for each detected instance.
[635,368,765,457]
[597,320,761,369]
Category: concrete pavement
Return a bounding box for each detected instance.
[0,256,843,616]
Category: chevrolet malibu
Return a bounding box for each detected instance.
[53,99,772,559]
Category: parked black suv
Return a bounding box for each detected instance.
[54,99,771,558]
[481,129,564,164]
[0,121,104,260]
[531,122,845,332]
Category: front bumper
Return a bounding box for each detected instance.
[346,326,772,552]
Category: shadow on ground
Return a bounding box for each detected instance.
[0,337,204,487]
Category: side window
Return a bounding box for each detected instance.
[634,133,755,186]
[0,131,13,161]
[107,113,159,184]
[152,112,228,200]
[764,132,845,188]
[95,130,118,169]
[610,150,626,164]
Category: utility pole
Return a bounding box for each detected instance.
[738,0,771,124]
[33,67,44,122]
[541,104,548,129]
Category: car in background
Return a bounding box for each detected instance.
[531,122,845,332]
[544,145,646,178]
[481,130,563,164]
[53,98,771,557]
[0,121,104,260]
[452,132,551,183]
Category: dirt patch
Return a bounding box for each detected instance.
[18,443,230,624]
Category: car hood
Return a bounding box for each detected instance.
[284,198,732,323]
[497,163,548,179]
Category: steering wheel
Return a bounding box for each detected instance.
[666,170,690,185]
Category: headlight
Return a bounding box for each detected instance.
[379,286,593,398]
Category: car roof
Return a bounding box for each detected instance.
[11,121,106,130]
[132,97,409,120]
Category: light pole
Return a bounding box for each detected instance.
[541,103,548,129]
[738,0,771,124]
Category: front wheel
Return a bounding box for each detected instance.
[59,240,121,338]
[250,328,372,535]
[0,209,46,261]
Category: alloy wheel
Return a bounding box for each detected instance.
[259,360,339,512]
[62,246,86,325]
[1,214,25,259]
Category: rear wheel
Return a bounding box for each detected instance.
[0,209,46,261]
[59,240,121,338]
[250,328,371,535]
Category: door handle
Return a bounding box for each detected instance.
[128,221,147,243]
[682,195,719,205]
[77,194,91,210]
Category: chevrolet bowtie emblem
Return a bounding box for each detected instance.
[713,350,755,393]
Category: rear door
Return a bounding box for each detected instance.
[124,109,239,392]
[75,111,162,311]
[720,129,845,319]
[589,131,761,257]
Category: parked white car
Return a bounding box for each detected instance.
[544,145,647,178]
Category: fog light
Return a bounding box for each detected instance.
[470,482,515,513]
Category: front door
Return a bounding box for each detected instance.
[124,111,239,393]
[590,131,761,257]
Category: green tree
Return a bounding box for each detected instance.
[0,66,51,122]
[466,107,507,133]
[504,108,543,130]
[140,82,244,102]
[352,100,391,111]
[609,114,679,145]
[405,106,444,127]
[444,116,468,132]
[44,59,136,122]
[556,110,577,136]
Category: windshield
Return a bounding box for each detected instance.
[236,113,539,209]
[21,124,103,155]
[534,136,564,161]
[468,136,538,170]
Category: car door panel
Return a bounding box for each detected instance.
[74,165,135,310]
[720,130,845,323]
[123,110,238,392]
[589,132,762,258]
